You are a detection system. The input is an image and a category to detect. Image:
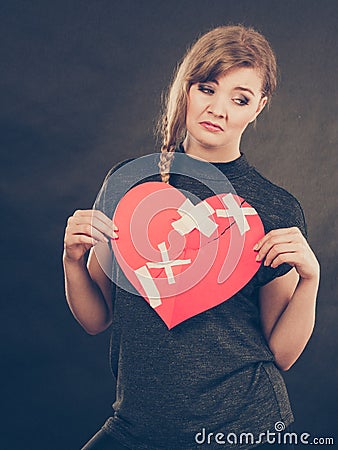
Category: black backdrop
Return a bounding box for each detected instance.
[1,1,337,449]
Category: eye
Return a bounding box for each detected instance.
[233,96,249,106]
[197,84,215,95]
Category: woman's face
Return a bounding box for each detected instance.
[184,66,267,160]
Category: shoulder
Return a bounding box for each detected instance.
[93,158,135,215]
[93,154,161,216]
[251,167,302,206]
[103,153,162,184]
[245,166,308,282]
[103,157,136,182]
[246,166,307,238]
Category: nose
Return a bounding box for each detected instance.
[208,94,227,118]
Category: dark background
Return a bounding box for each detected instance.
[1,1,337,449]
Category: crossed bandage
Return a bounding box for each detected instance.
[134,194,257,308]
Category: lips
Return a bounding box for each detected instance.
[199,121,224,132]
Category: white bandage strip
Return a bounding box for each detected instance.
[171,198,218,237]
[146,242,191,285]
[134,266,162,308]
[216,194,257,235]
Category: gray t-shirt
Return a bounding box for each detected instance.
[93,149,307,449]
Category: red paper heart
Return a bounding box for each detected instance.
[112,182,264,329]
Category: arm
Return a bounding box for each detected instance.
[256,227,320,371]
[63,209,118,335]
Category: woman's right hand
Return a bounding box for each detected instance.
[63,209,118,263]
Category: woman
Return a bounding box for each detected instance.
[63,25,320,449]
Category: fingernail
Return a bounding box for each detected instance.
[253,244,259,251]
[256,254,261,261]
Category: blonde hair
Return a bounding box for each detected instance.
[158,25,277,183]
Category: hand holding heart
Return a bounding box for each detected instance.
[63,209,118,262]
[63,183,318,329]
[254,227,320,280]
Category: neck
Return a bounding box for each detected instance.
[182,135,241,163]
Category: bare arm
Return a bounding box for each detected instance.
[257,227,320,371]
[63,209,118,335]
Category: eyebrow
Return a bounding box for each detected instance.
[204,79,256,97]
[234,86,255,97]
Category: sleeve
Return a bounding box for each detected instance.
[92,158,135,215]
[92,157,141,299]
[256,193,308,286]
[91,159,134,299]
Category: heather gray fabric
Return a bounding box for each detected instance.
[93,148,306,449]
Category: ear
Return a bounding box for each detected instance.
[249,96,268,123]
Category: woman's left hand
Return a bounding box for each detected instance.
[254,227,320,280]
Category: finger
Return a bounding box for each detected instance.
[271,251,320,280]
[90,210,118,231]
[90,216,118,238]
[70,224,109,243]
[263,243,301,266]
[253,227,300,251]
[65,234,99,248]
[269,252,298,269]
[73,210,118,233]
[255,235,295,262]
[71,214,117,239]
[75,235,99,246]
[68,223,118,242]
